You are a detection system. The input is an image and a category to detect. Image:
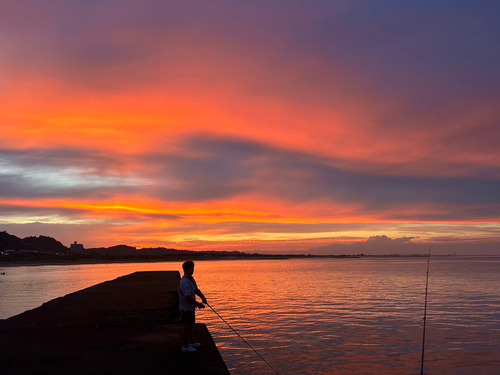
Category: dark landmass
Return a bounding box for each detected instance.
[1,231,438,266]
[0,231,68,253]
[0,231,299,265]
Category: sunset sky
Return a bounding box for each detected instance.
[1,1,499,253]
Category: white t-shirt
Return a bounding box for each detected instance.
[178,276,197,311]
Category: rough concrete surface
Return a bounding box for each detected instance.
[0,271,230,375]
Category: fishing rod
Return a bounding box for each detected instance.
[206,302,281,375]
[420,249,431,375]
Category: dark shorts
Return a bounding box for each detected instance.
[180,310,196,324]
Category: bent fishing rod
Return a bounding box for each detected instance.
[420,249,431,375]
[205,302,281,375]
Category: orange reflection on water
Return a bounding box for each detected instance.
[3,258,500,374]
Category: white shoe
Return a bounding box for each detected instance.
[182,346,197,353]
[190,342,201,348]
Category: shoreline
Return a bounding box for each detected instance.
[0,255,292,267]
[0,253,482,268]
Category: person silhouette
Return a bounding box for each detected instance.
[178,260,207,352]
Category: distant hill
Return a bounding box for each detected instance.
[0,231,69,253]
[85,245,191,256]
[0,231,253,258]
[86,245,138,256]
[86,245,247,257]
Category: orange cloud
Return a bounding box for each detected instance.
[1,1,499,252]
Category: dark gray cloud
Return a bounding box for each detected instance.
[309,235,500,256]
[296,1,500,95]
[142,136,500,217]
[0,203,83,218]
[3,0,499,102]
[0,148,122,170]
[0,148,139,199]
[2,137,500,223]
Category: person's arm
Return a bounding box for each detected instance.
[195,288,207,304]
[185,295,205,309]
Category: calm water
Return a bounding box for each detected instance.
[1,257,500,374]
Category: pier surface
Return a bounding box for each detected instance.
[0,271,230,375]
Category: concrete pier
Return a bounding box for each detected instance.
[0,271,230,375]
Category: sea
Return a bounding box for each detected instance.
[1,256,499,375]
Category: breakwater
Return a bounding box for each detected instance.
[0,271,230,375]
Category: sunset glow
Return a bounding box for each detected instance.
[1,1,500,253]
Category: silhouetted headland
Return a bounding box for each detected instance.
[0,231,361,265]
[0,231,292,265]
[1,231,435,266]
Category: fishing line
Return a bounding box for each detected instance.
[206,302,281,375]
[420,249,431,375]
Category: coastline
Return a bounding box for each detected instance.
[0,254,292,267]
[1,253,477,268]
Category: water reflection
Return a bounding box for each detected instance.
[2,257,500,374]
[195,258,500,375]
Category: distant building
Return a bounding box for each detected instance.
[70,241,85,254]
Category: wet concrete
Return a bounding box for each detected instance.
[0,271,230,375]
